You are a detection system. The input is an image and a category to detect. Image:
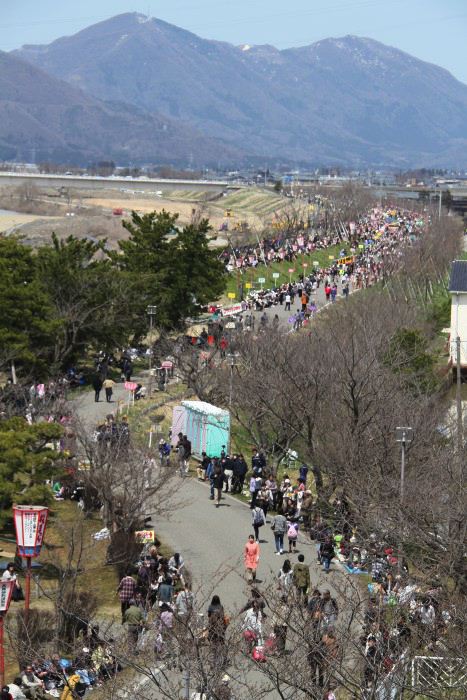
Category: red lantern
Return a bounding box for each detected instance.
[13,505,49,558]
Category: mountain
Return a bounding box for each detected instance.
[0,49,236,165]
[12,13,467,166]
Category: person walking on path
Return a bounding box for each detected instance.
[242,600,263,653]
[117,570,137,623]
[320,590,339,629]
[251,505,266,542]
[182,435,192,474]
[176,433,186,478]
[92,375,103,403]
[293,554,310,602]
[320,537,336,573]
[102,377,115,403]
[123,599,145,647]
[287,520,299,554]
[277,559,293,594]
[244,534,260,584]
[206,459,215,499]
[207,594,227,666]
[271,511,287,554]
[213,459,225,507]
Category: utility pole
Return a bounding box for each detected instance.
[183,668,190,700]
[438,190,442,219]
[146,305,157,396]
[228,353,238,408]
[395,426,413,572]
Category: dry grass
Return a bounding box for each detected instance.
[41,501,120,615]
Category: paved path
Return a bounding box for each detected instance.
[72,380,136,430]
[151,476,344,615]
[247,276,349,331]
[71,378,345,618]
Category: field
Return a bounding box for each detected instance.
[0,184,291,247]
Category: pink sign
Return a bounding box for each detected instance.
[288,268,295,273]
[124,381,138,391]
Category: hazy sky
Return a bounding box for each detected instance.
[3,0,467,83]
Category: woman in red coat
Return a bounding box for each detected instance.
[244,534,260,584]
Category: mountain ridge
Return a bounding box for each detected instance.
[0,47,239,165]
[10,13,467,166]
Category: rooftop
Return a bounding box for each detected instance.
[449,260,467,293]
[182,400,229,416]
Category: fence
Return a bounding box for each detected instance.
[411,655,467,693]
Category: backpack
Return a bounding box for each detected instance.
[254,509,265,525]
[287,524,297,539]
[252,645,267,662]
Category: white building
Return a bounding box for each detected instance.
[449,260,467,369]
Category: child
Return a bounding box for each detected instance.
[287,521,298,553]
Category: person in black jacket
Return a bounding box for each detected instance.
[212,460,225,508]
[92,375,103,403]
[232,454,248,493]
[320,538,336,573]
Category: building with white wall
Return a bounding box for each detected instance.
[449,260,467,369]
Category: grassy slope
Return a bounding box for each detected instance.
[224,243,344,297]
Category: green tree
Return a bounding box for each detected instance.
[117,211,226,329]
[273,179,282,193]
[0,238,58,378]
[36,234,137,370]
[0,417,63,527]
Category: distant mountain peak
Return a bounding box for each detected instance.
[9,14,467,166]
[135,13,152,24]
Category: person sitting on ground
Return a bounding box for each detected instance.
[20,666,45,699]
[3,681,26,700]
[168,553,185,580]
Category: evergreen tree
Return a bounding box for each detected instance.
[36,234,136,369]
[0,238,58,378]
[0,417,63,526]
[116,211,226,329]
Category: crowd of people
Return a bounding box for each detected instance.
[155,442,455,697]
[241,206,424,313]
[0,635,122,698]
